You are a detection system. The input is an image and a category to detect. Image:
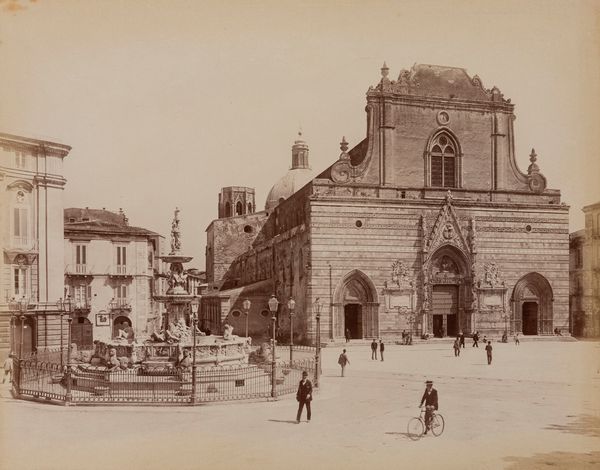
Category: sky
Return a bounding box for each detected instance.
[1,0,599,268]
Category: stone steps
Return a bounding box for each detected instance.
[321,335,577,347]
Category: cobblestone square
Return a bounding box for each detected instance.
[2,340,599,470]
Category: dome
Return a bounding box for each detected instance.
[265,132,314,211]
[265,167,314,211]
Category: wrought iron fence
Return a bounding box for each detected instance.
[15,359,66,402]
[12,356,317,406]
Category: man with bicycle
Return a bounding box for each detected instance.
[419,380,439,434]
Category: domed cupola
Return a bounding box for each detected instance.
[265,132,314,211]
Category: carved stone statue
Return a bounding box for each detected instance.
[223,323,234,340]
[170,207,182,254]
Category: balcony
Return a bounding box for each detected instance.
[108,265,133,278]
[109,298,131,310]
[72,298,91,312]
[65,264,94,279]
[3,238,38,265]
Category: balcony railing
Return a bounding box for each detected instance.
[109,298,131,310]
[72,299,91,311]
[65,264,94,276]
[8,237,38,251]
[108,265,131,277]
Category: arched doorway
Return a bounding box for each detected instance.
[512,273,553,335]
[426,246,471,338]
[333,270,379,340]
[71,316,93,349]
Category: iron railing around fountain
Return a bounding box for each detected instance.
[12,356,317,406]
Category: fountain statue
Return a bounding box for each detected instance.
[86,208,251,372]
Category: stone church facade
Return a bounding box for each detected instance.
[204,64,569,343]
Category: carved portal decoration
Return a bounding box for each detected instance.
[420,194,477,335]
[383,260,416,315]
[482,262,503,288]
[423,191,470,263]
[477,261,508,315]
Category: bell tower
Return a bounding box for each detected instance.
[218,187,255,218]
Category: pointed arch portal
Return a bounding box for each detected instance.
[512,273,553,335]
[333,270,379,339]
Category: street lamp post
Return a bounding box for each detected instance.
[268,294,279,399]
[56,296,72,369]
[65,317,73,403]
[242,298,251,338]
[313,298,321,388]
[57,298,64,368]
[287,298,295,363]
[190,296,200,404]
[502,313,509,336]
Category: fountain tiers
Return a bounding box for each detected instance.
[93,336,252,370]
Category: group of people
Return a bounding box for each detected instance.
[371,339,385,361]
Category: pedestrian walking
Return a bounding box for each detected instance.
[379,340,385,361]
[459,331,465,348]
[453,338,460,357]
[3,354,13,384]
[472,331,479,348]
[371,339,378,360]
[296,371,313,423]
[485,341,493,365]
[514,333,520,345]
[345,328,351,343]
[338,349,350,377]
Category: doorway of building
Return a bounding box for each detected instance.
[446,314,458,337]
[522,302,538,335]
[344,304,362,339]
[432,315,443,337]
[432,285,459,337]
[14,317,35,356]
[71,317,93,349]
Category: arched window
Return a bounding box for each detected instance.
[236,201,243,215]
[248,202,253,213]
[427,132,460,188]
[225,202,231,217]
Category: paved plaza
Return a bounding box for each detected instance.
[1,340,599,470]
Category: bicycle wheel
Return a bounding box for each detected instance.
[407,417,425,440]
[431,414,445,437]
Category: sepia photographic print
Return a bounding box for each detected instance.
[0,1,599,469]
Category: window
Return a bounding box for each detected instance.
[13,266,29,298]
[248,203,253,213]
[73,285,91,307]
[576,247,583,269]
[428,133,458,188]
[114,284,128,307]
[75,245,87,273]
[236,201,243,215]
[225,202,231,217]
[116,246,127,274]
[15,151,27,169]
[13,197,29,246]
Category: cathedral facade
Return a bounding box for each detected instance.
[204,64,569,343]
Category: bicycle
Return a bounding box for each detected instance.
[407,407,445,440]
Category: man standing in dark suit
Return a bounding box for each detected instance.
[419,380,439,434]
[371,339,378,360]
[379,339,385,361]
[296,371,313,423]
